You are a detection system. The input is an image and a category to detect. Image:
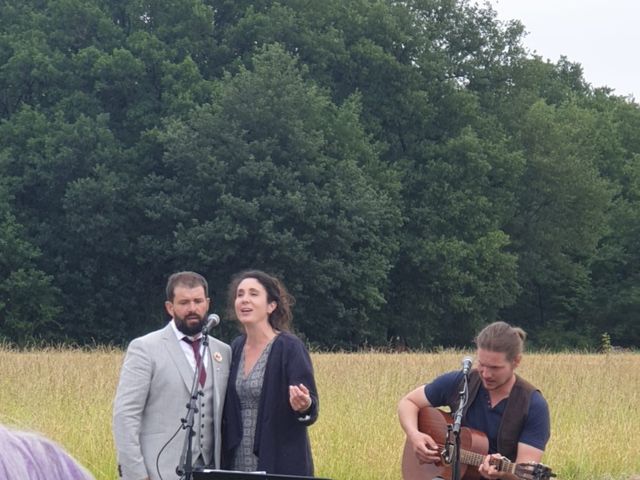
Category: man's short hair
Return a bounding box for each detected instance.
[166,271,208,301]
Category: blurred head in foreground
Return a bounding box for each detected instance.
[0,424,94,479]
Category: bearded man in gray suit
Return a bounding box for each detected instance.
[113,271,231,480]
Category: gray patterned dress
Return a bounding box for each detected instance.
[231,339,275,471]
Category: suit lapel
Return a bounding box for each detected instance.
[208,338,231,421]
[162,324,194,391]
[207,337,222,404]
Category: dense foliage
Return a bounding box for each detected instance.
[1,0,638,349]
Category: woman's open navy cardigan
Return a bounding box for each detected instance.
[221,332,319,476]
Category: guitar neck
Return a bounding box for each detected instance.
[460,449,515,475]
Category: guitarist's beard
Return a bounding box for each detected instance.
[481,372,516,394]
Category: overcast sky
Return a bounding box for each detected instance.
[487,0,639,100]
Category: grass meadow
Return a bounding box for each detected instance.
[0,347,638,479]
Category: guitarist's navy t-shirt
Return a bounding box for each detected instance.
[424,371,550,454]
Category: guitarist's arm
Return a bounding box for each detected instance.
[397,386,441,465]
[515,442,545,465]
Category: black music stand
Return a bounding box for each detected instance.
[193,469,331,480]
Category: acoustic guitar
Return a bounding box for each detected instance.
[401,407,555,480]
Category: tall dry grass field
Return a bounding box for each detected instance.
[0,346,121,479]
[0,347,638,479]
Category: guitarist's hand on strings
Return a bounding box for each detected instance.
[407,431,442,465]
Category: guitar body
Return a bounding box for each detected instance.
[401,407,489,480]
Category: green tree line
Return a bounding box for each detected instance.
[1,0,638,349]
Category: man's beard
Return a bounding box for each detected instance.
[175,313,205,336]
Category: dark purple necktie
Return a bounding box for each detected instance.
[182,337,206,387]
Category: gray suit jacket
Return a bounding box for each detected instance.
[113,322,230,480]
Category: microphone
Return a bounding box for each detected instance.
[461,356,473,376]
[202,314,220,334]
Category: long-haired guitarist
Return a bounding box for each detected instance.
[397,321,551,479]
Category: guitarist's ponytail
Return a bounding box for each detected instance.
[474,321,526,362]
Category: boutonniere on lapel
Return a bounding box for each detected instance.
[213,352,223,363]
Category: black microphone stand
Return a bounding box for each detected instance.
[176,329,211,480]
[448,370,469,480]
